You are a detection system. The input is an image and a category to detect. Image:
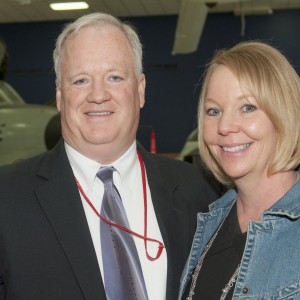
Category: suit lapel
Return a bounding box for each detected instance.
[138,144,176,249]
[138,144,181,298]
[34,141,106,300]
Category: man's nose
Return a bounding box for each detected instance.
[87,80,110,103]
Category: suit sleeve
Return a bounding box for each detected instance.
[0,275,5,299]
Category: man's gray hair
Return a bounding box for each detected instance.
[53,12,143,86]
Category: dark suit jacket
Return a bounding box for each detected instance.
[0,140,220,300]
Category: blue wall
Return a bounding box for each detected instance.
[1,10,300,152]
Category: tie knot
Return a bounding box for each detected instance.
[97,166,115,184]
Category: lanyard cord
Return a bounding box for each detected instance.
[75,150,164,261]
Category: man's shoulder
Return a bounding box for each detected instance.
[0,150,46,174]
[142,151,224,198]
[137,144,196,171]
[143,151,199,175]
[0,139,66,179]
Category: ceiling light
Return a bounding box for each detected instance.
[234,6,273,16]
[50,2,89,11]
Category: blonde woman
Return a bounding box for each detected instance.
[179,41,300,299]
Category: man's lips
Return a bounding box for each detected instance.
[85,111,113,116]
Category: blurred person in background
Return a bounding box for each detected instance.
[0,37,8,80]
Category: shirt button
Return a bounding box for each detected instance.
[242,287,249,294]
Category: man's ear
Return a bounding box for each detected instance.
[56,87,62,112]
[138,74,146,108]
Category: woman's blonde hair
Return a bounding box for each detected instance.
[198,41,300,186]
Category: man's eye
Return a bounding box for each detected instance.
[109,75,123,82]
[242,104,256,113]
[74,79,87,85]
[206,108,220,116]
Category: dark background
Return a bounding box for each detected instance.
[1,9,300,153]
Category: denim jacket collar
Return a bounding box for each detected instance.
[179,178,300,299]
[210,179,300,219]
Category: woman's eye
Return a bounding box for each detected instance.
[206,108,221,116]
[242,104,256,113]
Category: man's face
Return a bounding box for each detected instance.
[56,24,145,163]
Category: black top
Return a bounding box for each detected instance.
[183,203,247,299]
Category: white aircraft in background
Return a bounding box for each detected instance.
[0,80,60,166]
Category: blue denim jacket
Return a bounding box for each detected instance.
[179,179,300,299]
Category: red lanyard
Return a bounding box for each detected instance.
[75,150,164,261]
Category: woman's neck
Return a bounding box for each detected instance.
[235,171,298,232]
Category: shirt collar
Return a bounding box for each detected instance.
[65,141,138,193]
[111,141,138,190]
[266,177,300,218]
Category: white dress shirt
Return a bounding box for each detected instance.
[65,141,167,300]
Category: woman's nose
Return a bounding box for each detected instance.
[217,112,239,135]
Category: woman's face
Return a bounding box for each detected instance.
[203,65,277,182]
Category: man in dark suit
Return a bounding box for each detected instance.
[0,12,220,300]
